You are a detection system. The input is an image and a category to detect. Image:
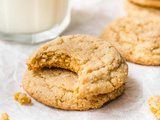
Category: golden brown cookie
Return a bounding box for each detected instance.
[26,35,128,98]
[129,0,160,8]
[101,16,160,66]
[123,0,160,16]
[148,96,160,119]
[22,68,125,110]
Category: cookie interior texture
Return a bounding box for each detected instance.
[22,68,125,110]
[123,0,160,16]
[129,0,160,8]
[26,35,128,98]
[101,16,160,66]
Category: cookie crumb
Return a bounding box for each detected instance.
[19,85,22,87]
[14,92,31,105]
[148,96,160,120]
[0,113,9,120]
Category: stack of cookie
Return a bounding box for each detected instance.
[123,0,160,16]
[23,35,128,110]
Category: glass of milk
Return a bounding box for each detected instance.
[0,0,71,44]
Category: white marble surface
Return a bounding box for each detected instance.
[0,0,160,120]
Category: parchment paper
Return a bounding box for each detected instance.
[0,0,160,120]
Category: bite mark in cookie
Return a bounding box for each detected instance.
[26,35,128,98]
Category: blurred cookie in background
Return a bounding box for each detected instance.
[129,0,160,8]
[123,0,160,17]
[101,16,160,66]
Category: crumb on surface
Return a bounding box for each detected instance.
[148,96,160,120]
[0,113,9,120]
[14,92,31,105]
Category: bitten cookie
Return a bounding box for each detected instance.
[123,0,160,16]
[22,68,125,110]
[101,16,160,66]
[148,96,160,119]
[129,0,160,8]
[26,35,128,98]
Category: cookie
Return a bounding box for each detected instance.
[100,16,160,66]
[26,35,128,98]
[22,68,125,110]
[129,0,160,8]
[123,0,160,16]
[148,96,160,119]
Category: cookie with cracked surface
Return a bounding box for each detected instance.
[22,68,125,110]
[26,35,128,98]
[129,0,160,8]
[148,96,160,120]
[123,0,160,16]
[101,16,160,66]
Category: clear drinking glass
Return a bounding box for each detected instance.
[0,0,71,44]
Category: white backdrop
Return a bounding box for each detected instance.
[0,0,159,120]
